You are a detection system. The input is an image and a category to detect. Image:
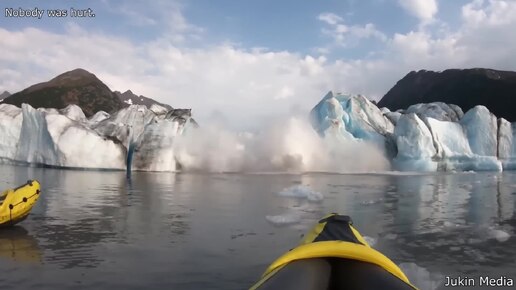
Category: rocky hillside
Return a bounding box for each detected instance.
[378,68,516,121]
[115,90,173,110]
[2,69,123,117]
[0,91,10,100]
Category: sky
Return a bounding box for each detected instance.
[1,0,516,128]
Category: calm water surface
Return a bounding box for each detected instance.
[0,164,515,290]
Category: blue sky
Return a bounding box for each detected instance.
[1,0,516,127]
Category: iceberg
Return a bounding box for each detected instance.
[311,92,508,172]
[310,91,393,146]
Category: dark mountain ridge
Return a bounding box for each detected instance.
[378,68,516,121]
[115,90,173,110]
[2,68,174,117]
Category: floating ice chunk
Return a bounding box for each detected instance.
[363,236,377,247]
[360,198,383,205]
[385,233,398,240]
[277,185,323,202]
[398,262,442,290]
[489,229,510,242]
[265,214,301,226]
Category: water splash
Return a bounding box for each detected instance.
[174,116,390,173]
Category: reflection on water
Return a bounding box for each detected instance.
[0,164,514,290]
[0,226,41,264]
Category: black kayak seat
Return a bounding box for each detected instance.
[256,257,415,290]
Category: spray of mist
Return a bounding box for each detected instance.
[173,115,390,173]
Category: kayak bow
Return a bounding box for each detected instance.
[250,213,418,290]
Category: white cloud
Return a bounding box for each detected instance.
[2,0,516,130]
[101,0,203,44]
[398,0,438,21]
[318,13,343,26]
[318,12,387,49]
[462,0,516,27]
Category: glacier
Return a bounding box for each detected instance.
[310,91,515,172]
[0,103,194,171]
[1,90,516,172]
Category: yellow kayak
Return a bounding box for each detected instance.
[0,180,41,227]
[250,213,418,290]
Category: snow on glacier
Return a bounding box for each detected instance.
[0,104,22,160]
[59,104,86,122]
[406,102,463,122]
[87,111,110,126]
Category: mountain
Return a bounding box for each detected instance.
[378,68,516,121]
[2,69,123,117]
[0,91,10,100]
[115,90,173,110]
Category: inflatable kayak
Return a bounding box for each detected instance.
[0,180,41,227]
[250,213,418,290]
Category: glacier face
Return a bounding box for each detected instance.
[310,91,393,146]
[0,103,194,171]
[311,91,514,172]
[1,90,516,172]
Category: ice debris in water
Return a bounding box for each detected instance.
[385,233,398,240]
[265,214,301,226]
[398,262,442,290]
[363,236,377,247]
[488,228,510,242]
[277,185,323,202]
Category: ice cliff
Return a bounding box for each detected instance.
[311,91,515,172]
[1,91,516,172]
[0,103,195,171]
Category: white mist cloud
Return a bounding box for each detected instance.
[174,116,390,173]
[318,12,387,48]
[398,0,438,22]
[1,0,516,130]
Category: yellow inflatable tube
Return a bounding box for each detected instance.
[0,180,41,227]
